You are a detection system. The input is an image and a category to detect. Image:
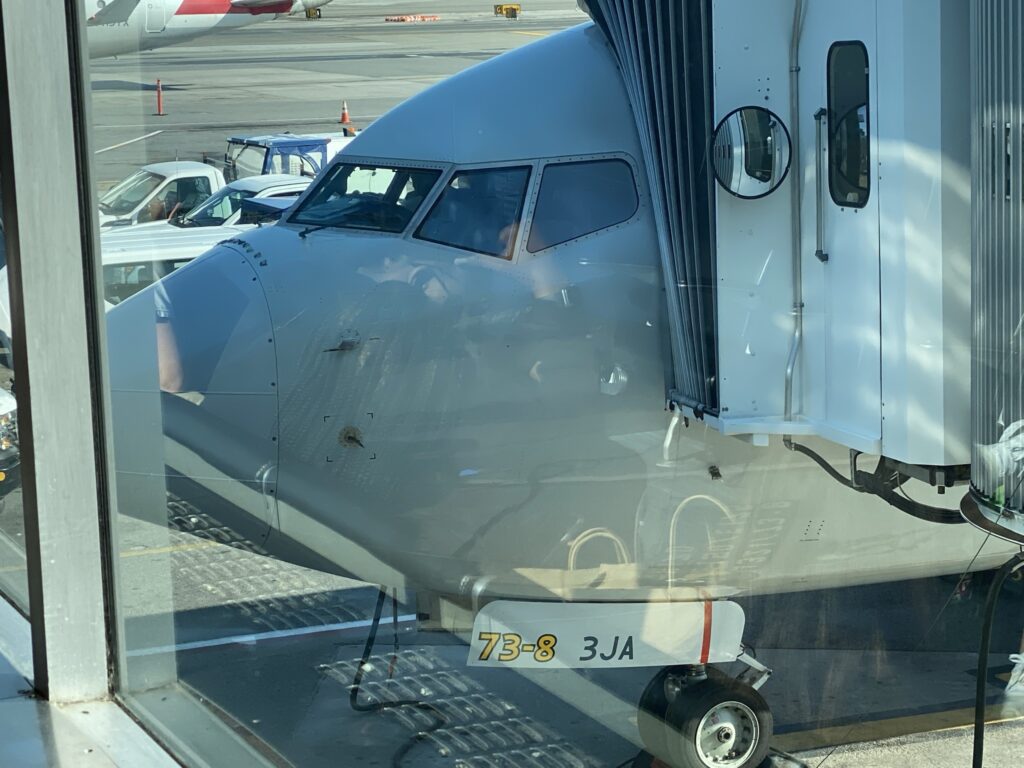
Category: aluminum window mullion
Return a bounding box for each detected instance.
[0,0,111,703]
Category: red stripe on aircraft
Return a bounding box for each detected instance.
[699,601,713,664]
[175,0,293,15]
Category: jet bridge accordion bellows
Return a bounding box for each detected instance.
[968,0,1024,536]
[586,0,719,415]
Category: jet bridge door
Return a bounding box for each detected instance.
[798,3,881,449]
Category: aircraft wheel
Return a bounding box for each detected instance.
[636,666,677,763]
[664,670,772,768]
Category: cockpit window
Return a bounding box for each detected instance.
[527,159,639,252]
[415,166,531,258]
[291,163,441,233]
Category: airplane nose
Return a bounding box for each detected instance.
[105,246,280,542]
[301,0,332,9]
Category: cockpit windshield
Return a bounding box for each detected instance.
[290,162,442,233]
[98,169,165,216]
[175,186,255,227]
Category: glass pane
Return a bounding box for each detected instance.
[0,171,26,614]
[828,41,870,207]
[416,166,530,257]
[527,159,638,252]
[292,163,440,233]
[72,2,1024,768]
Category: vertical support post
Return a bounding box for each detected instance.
[155,79,165,117]
[0,0,111,702]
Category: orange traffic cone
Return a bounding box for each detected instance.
[339,101,351,125]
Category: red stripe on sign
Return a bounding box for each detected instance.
[700,601,713,663]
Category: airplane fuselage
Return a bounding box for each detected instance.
[86,0,324,59]
[104,23,1019,608]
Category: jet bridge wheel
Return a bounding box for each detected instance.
[638,666,772,768]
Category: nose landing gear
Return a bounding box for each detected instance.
[638,661,773,768]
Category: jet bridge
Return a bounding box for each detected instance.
[583,1,975,496]
[963,0,1024,544]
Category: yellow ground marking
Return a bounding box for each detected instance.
[775,706,1024,753]
[510,30,548,37]
[0,539,221,573]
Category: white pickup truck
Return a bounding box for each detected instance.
[98,161,225,229]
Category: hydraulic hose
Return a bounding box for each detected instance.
[973,551,1024,768]
[786,442,964,524]
[349,588,445,767]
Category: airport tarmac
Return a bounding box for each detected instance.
[89,1,589,183]
[1,1,1024,766]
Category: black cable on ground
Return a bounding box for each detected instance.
[973,550,1024,768]
[350,587,446,767]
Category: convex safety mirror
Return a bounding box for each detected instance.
[711,106,792,199]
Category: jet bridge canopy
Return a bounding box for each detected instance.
[585,0,719,416]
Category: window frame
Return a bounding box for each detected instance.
[523,155,641,254]
[826,39,871,209]
[412,162,534,260]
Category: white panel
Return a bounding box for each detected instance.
[713,0,797,423]
[876,0,970,466]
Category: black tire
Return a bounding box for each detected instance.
[637,666,679,764]
[664,671,772,768]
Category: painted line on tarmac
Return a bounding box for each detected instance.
[96,117,371,131]
[776,704,1024,752]
[510,30,548,37]
[95,130,163,154]
[127,613,418,657]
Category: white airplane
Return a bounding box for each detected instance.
[103,2,1023,766]
[86,0,334,59]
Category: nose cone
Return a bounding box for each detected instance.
[106,246,280,542]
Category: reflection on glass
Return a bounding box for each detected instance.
[0,173,27,614]
[293,163,441,233]
[98,168,165,217]
[828,41,871,207]
[83,3,1024,768]
[712,106,791,199]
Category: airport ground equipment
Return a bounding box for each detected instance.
[494,3,521,18]
[103,2,1024,767]
[207,132,355,183]
[97,161,227,229]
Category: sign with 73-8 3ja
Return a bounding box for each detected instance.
[468,600,745,669]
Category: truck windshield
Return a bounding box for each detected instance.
[228,144,267,181]
[98,170,165,216]
[291,163,441,233]
[175,186,255,227]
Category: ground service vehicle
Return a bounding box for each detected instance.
[98,161,226,229]
[213,133,356,183]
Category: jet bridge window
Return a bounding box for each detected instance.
[827,41,870,208]
[416,166,531,258]
[291,163,442,233]
[527,159,638,253]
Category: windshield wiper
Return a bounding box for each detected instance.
[298,223,332,239]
